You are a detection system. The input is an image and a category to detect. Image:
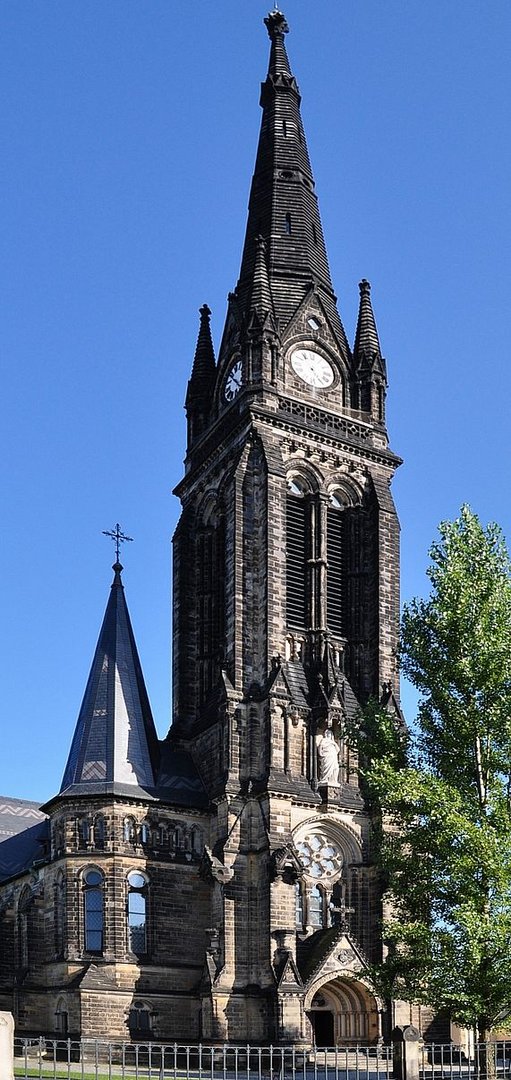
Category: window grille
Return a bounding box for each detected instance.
[83,869,104,953]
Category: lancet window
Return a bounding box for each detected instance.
[93,815,106,849]
[83,868,104,954]
[54,871,66,958]
[285,476,310,629]
[285,474,353,639]
[295,881,304,928]
[17,887,32,970]
[197,501,225,704]
[309,884,326,928]
[127,871,148,957]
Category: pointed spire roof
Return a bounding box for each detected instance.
[232,11,349,352]
[186,304,216,397]
[353,279,383,368]
[60,563,160,797]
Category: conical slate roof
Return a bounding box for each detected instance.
[60,563,160,796]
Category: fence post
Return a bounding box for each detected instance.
[392,1025,420,1080]
[0,1012,14,1080]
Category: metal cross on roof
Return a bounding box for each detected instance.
[102,523,133,563]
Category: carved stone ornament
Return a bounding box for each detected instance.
[199,846,234,886]
[270,843,303,884]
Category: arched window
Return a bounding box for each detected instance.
[83,868,104,953]
[79,818,90,848]
[129,1000,152,1038]
[326,490,347,637]
[17,887,32,970]
[197,503,225,704]
[295,882,304,928]
[54,871,66,958]
[172,825,182,851]
[191,828,202,855]
[285,213,292,235]
[55,999,68,1036]
[286,476,310,629]
[93,816,105,850]
[53,821,64,856]
[139,822,149,845]
[127,872,148,957]
[123,817,136,844]
[309,885,325,929]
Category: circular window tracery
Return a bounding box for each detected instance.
[295,832,344,882]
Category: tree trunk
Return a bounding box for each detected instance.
[477,1018,495,1080]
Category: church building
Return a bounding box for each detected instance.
[0,11,434,1046]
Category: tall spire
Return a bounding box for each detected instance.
[233,11,349,352]
[60,563,160,795]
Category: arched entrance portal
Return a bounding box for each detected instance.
[307,978,379,1046]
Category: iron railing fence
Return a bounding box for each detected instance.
[419,1043,511,1080]
[14,1040,392,1080]
[12,1039,511,1080]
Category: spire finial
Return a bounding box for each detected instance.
[359,279,371,296]
[264,10,289,39]
[102,523,133,567]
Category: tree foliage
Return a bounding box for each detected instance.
[359,507,511,1038]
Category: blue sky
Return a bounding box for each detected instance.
[1,2,510,802]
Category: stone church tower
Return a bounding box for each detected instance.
[171,10,402,1044]
[0,11,413,1046]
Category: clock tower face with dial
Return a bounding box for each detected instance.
[224,359,243,401]
[290,347,335,388]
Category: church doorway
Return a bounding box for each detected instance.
[310,1008,334,1047]
[308,979,379,1045]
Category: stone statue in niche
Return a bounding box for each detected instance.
[316,728,341,786]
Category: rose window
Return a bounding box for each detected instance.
[295,833,343,881]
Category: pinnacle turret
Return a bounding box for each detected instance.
[249,235,275,324]
[185,303,216,445]
[353,279,387,420]
[353,280,382,364]
[189,304,216,383]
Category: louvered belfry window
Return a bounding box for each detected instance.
[327,493,346,637]
[286,479,308,629]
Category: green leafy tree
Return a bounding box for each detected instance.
[360,507,511,1041]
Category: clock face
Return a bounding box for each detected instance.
[290,348,334,389]
[224,360,243,401]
